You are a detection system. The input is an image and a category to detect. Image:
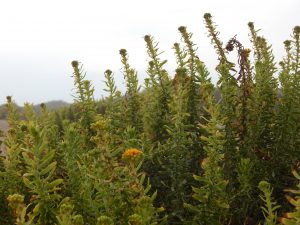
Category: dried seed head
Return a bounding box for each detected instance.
[144,35,151,42]
[294,26,300,34]
[203,13,212,19]
[40,103,46,109]
[119,49,127,56]
[174,42,179,48]
[248,22,254,29]
[6,96,12,102]
[226,42,234,52]
[71,60,79,68]
[178,26,186,33]
[283,40,291,47]
[105,69,112,75]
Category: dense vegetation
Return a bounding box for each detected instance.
[0,13,299,225]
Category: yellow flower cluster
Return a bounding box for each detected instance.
[122,148,143,160]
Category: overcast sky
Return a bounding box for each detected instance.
[0,0,299,105]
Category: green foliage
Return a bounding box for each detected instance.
[0,97,26,197]
[129,195,167,225]
[203,14,240,188]
[275,26,300,191]
[203,13,228,65]
[234,158,256,221]
[71,61,97,135]
[0,12,299,225]
[0,193,14,225]
[247,25,278,164]
[7,194,35,225]
[103,69,125,148]
[97,216,114,225]
[185,95,229,225]
[143,35,171,143]
[119,49,142,132]
[279,170,300,225]
[56,201,84,225]
[258,181,280,225]
[178,26,199,126]
[149,68,194,223]
[21,125,63,225]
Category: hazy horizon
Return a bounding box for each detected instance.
[1,0,299,105]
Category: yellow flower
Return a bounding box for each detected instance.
[122,148,143,160]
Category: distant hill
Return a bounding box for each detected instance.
[41,100,70,110]
[0,100,70,120]
[33,100,70,114]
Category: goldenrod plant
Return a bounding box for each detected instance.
[0,97,25,196]
[184,94,229,225]
[1,12,300,225]
[7,194,35,225]
[258,181,280,225]
[119,49,142,133]
[21,125,63,225]
[275,26,300,191]
[143,35,171,143]
[279,170,300,225]
[204,13,239,184]
[178,26,200,127]
[247,22,278,172]
[56,201,84,225]
[232,157,259,224]
[103,69,125,148]
[153,68,194,223]
[0,97,27,225]
[177,26,213,172]
[71,60,97,145]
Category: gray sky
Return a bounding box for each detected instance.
[0,0,299,105]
